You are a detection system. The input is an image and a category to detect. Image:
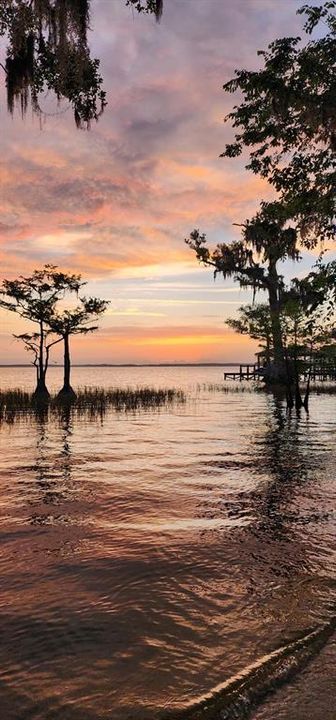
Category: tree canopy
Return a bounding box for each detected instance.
[0,0,106,127]
[48,296,109,339]
[126,0,163,20]
[226,304,273,361]
[0,265,82,324]
[0,0,163,126]
[295,257,336,316]
[221,1,336,244]
[186,202,300,297]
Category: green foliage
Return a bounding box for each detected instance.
[226,292,335,376]
[186,202,304,372]
[221,2,336,244]
[298,2,336,33]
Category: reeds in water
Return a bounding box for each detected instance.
[199,383,260,393]
[75,386,186,412]
[201,382,336,395]
[0,386,186,423]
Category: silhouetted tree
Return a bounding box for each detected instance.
[48,296,109,400]
[126,0,163,21]
[286,257,336,409]
[226,304,273,365]
[0,0,107,126]
[0,0,163,125]
[296,257,336,317]
[221,1,336,244]
[0,265,81,398]
[282,293,335,410]
[14,330,62,386]
[186,202,300,382]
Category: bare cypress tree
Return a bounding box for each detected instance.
[0,265,81,399]
[48,297,109,400]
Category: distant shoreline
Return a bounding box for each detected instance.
[0,363,247,368]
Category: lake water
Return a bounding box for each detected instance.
[0,366,335,720]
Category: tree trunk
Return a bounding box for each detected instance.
[284,346,294,409]
[33,375,50,400]
[303,367,312,411]
[265,337,271,365]
[303,343,314,411]
[293,317,303,411]
[33,321,50,400]
[57,333,77,401]
[263,265,287,384]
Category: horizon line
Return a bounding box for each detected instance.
[0,362,252,368]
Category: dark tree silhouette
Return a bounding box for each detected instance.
[221,1,336,244]
[0,0,162,126]
[226,304,273,365]
[0,0,106,127]
[126,0,163,21]
[296,257,336,317]
[186,202,300,382]
[48,296,109,400]
[0,265,81,398]
[13,330,62,386]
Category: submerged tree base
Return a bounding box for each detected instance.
[262,361,292,386]
[56,386,78,403]
[32,384,50,402]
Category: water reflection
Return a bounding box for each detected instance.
[0,386,334,720]
[30,407,74,522]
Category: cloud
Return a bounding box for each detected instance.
[0,0,330,364]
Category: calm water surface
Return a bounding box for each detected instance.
[0,367,335,719]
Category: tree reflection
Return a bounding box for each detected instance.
[248,398,326,547]
[0,0,162,127]
[30,406,74,520]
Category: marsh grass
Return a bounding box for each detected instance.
[201,382,336,395]
[309,383,336,395]
[199,383,261,393]
[0,386,186,423]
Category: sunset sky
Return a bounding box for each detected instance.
[0,0,333,365]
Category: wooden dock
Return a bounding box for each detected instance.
[303,362,336,381]
[224,364,264,381]
[224,361,336,382]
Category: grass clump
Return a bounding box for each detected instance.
[75,386,186,412]
[201,381,336,395]
[0,386,186,424]
[308,383,336,394]
[199,382,261,393]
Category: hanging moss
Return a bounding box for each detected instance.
[1,0,105,127]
